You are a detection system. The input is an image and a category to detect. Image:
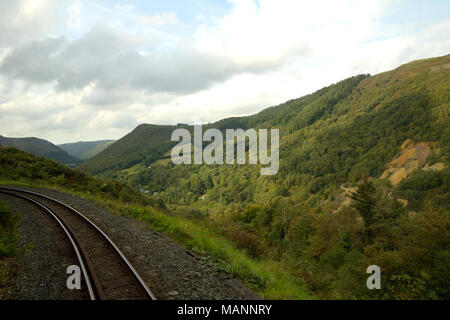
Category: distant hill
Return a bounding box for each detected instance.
[58,140,115,160]
[0,135,80,165]
[78,124,178,173]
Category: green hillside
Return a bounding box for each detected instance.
[0,147,152,204]
[58,140,115,160]
[104,55,448,203]
[0,135,80,165]
[82,54,449,299]
[78,124,178,174]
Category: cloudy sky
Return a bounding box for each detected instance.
[0,0,449,144]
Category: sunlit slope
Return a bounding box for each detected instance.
[113,54,449,206]
[79,54,449,204]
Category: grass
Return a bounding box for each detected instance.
[0,200,20,299]
[109,202,312,299]
[0,178,312,299]
[0,201,19,260]
[0,201,19,259]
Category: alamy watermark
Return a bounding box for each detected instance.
[66,265,81,290]
[366,265,381,290]
[171,125,279,175]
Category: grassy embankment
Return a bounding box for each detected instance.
[0,201,18,259]
[0,200,20,298]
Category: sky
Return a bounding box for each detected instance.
[0,0,449,144]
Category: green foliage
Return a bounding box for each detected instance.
[0,135,79,165]
[0,201,19,259]
[286,209,315,257]
[398,169,444,193]
[98,56,449,219]
[350,179,377,227]
[366,206,450,299]
[320,241,347,270]
[0,147,161,208]
[396,168,449,210]
[103,202,311,299]
[78,124,177,174]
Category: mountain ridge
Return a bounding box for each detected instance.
[79,54,449,210]
[0,135,80,165]
[78,124,178,173]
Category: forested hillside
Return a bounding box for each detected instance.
[107,55,448,207]
[80,54,449,299]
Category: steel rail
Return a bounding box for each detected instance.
[0,189,96,300]
[0,186,157,300]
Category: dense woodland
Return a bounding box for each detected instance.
[95,55,449,299]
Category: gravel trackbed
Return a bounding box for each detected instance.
[0,186,260,300]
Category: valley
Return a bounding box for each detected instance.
[1,54,448,299]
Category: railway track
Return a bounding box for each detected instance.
[0,187,157,300]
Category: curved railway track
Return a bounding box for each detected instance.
[0,187,157,300]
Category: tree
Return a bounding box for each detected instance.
[350,179,377,243]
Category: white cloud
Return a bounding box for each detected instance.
[0,0,449,144]
[67,2,83,30]
[193,0,388,66]
[0,0,65,47]
[138,12,179,26]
